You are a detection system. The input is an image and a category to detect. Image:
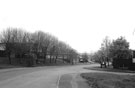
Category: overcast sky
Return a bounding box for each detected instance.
[0,0,135,53]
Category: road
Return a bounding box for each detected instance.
[0,64,98,88]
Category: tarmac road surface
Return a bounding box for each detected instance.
[0,64,98,88]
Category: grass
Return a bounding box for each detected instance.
[81,73,135,88]
[0,64,23,69]
[84,65,135,73]
[0,57,71,69]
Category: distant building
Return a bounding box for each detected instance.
[0,43,6,57]
[0,43,5,50]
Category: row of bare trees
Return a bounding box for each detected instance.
[0,28,78,65]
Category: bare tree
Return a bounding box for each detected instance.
[101,36,111,66]
[1,28,25,64]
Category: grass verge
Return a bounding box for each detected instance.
[84,66,135,73]
[81,73,135,88]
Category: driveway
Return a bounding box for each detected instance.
[0,64,98,88]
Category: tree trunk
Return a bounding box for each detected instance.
[44,53,47,64]
[63,55,64,63]
[43,47,48,64]
[19,57,22,64]
[19,54,23,64]
[72,58,74,65]
[105,62,107,68]
[107,57,109,66]
[50,55,52,63]
[108,61,109,66]
[52,55,55,62]
[35,52,39,64]
[8,52,11,64]
[55,55,58,63]
[100,64,102,68]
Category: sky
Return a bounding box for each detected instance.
[0,0,135,53]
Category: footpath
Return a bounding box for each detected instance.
[59,73,89,88]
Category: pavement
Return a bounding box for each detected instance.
[0,64,99,88]
[59,73,89,88]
